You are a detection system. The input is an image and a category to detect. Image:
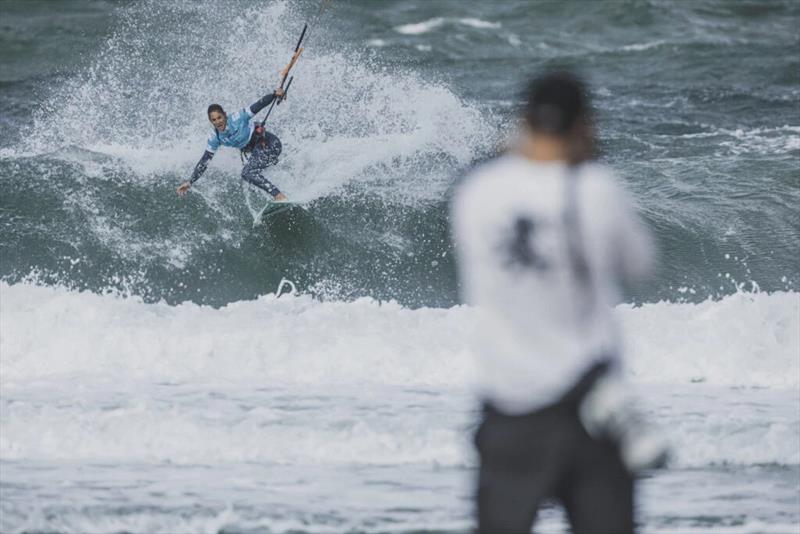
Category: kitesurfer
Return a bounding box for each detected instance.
[176,49,302,200]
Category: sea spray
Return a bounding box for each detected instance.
[3,0,498,307]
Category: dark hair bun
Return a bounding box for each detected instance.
[524,71,590,136]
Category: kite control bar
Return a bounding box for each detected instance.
[260,0,332,125]
[260,24,306,124]
[276,22,307,106]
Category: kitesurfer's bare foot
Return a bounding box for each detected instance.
[274,193,288,202]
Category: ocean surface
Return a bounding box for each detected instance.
[1,0,798,532]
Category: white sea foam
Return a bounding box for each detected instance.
[394,17,501,35]
[3,380,796,469]
[716,125,800,155]
[621,291,799,388]
[395,17,446,35]
[456,18,502,30]
[620,40,667,52]
[6,1,496,273]
[1,282,798,469]
[0,282,477,386]
[2,283,798,389]
[669,124,800,156]
[20,1,494,204]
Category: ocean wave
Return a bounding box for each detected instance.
[621,290,799,388]
[3,382,796,469]
[19,1,493,201]
[394,17,501,36]
[662,124,800,155]
[0,281,476,386]
[2,282,797,389]
[659,385,800,468]
[2,281,797,469]
[0,385,469,466]
[619,40,668,52]
[0,0,498,309]
[716,125,800,155]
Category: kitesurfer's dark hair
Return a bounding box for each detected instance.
[524,70,595,163]
[207,104,225,115]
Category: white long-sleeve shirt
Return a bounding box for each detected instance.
[451,154,654,414]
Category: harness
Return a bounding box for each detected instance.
[240,124,269,162]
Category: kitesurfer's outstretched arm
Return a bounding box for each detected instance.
[176,151,215,195]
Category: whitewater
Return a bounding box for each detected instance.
[2,282,798,532]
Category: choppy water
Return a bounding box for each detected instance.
[1,0,798,532]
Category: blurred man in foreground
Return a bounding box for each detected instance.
[451,71,665,533]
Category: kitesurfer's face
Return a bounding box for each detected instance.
[209,110,227,132]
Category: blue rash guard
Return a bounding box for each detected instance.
[189,91,279,184]
[206,108,255,153]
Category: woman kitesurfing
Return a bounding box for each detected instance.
[176,48,303,201]
[177,2,330,205]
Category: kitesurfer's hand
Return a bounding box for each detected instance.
[176,181,192,196]
[275,87,285,99]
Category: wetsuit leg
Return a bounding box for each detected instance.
[241,133,283,197]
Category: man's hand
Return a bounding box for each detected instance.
[176,181,192,196]
[275,87,285,99]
